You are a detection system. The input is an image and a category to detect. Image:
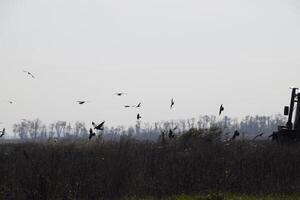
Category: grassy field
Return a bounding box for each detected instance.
[0,128,300,199]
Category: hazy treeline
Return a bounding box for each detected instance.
[11,115,286,141]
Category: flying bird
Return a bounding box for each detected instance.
[170,98,174,109]
[77,101,88,105]
[92,121,105,130]
[168,127,177,139]
[115,93,126,96]
[253,132,264,140]
[89,128,96,140]
[231,130,240,141]
[137,113,142,120]
[0,128,5,138]
[219,104,224,116]
[124,105,131,108]
[134,102,141,108]
[23,70,35,78]
[168,129,175,139]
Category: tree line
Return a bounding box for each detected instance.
[11,114,286,141]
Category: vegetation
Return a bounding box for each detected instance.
[11,114,286,141]
[0,127,300,199]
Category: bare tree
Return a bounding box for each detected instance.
[54,121,66,138]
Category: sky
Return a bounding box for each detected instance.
[0,0,300,135]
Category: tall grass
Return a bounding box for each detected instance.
[0,130,300,199]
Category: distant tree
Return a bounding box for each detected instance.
[54,121,66,138]
[135,121,141,135]
[65,123,72,138]
[29,119,42,139]
[128,126,135,137]
[74,121,87,138]
[13,121,28,140]
[40,125,47,139]
[48,123,55,139]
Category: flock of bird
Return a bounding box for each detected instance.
[0,70,265,142]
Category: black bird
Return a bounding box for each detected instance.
[23,70,35,78]
[8,101,13,104]
[135,102,141,108]
[168,129,175,139]
[231,130,240,141]
[115,93,126,96]
[137,113,142,120]
[92,121,105,130]
[219,104,224,116]
[168,127,177,139]
[124,105,131,108]
[77,101,88,105]
[170,98,174,109]
[89,128,96,140]
[253,132,264,140]
[0,128,5,138]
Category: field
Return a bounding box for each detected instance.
[124,194,300,200]
[0,128,300,199]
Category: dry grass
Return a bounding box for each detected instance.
[0,129,299,199]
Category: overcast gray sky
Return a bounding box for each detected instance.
[0,0,300,134]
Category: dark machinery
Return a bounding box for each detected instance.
[272,87,300,143]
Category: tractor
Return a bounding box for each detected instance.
[272,87,300,144]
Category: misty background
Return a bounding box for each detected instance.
[0,0,300,136]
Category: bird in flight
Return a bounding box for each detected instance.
[137,113,142,120]
[124,105,131,108]
[77,101,89,105]
[23,70,35,79]
[231,130,240,141]
[115,93,126,96]
[0,128,5,138]
[168,127,177,139]
[170,98,175,109]
[168,129,175,139]
[92,121,105,131]
[253,132,264,140]
[134,102,141,108]
[219,104,224,116]
[89,128,96,140]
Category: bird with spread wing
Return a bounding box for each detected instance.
[23,70,35,79]
[92,121,105,131]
